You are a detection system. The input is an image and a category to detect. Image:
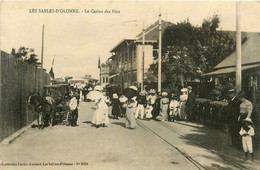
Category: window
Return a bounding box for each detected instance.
[103,77,105,83]
[106,77,108,83]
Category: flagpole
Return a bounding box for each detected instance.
[40,24,44,95]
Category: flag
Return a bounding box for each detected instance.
[49,55,55,79]
[98,57,100,68]
[49,67,54,79]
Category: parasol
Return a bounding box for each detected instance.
[94,85,103,91]
[87,90,103,101]
[123,88,138,99]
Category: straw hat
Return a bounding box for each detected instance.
[181,88,188,92]
[113,93,118,99]
[162,92,168,97]
[149,89,156,94]
[243,117,253,124]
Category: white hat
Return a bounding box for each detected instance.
[149,89,156,94]
[94,85,103,91]
[162,92,168,97]
[181,88,188,92]
[129,86,138,91]
[243,117,253,124]
[113,93,118,99]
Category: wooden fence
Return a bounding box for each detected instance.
[0,50,50,142]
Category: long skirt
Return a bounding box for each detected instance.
[179,101,187,120]
[92,108,106,125]
[160,104,168,121]
[126,107,136,129]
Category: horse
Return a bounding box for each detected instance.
[28,93,55,129]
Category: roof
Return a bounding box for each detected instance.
[215,33,260,69]
[110,38,137,52]
[203,64,260,76]
[110,20,174,52]
[136,20,174,41]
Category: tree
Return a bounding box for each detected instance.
[150,14,235,89]
[11,46,40,65]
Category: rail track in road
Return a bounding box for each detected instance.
[137,120,247,170]
[137,120,206,170]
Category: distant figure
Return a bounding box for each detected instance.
[237,91,253,123]
[146,89,157,119]
[91,97,109,128]
[227,88,242,147]
[179,88,188,120]
[125,99,137,129]
[169,94,180,122]
[112,93,121,120]
[239,118,255,161]
[69,93,79,127]
[135,91,147,120]
[186,86,196,121]
[160,92,169,121]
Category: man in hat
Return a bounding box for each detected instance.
[227,88,242,147]
[69,93,79,127]
[135,91,147,119]
[186,86,196,121]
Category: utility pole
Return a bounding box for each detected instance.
[40,24,44,95]
[236,1,242,94]
[141,20,145,91]
[158,11,162,93]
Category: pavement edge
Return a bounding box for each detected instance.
[0,120,37,145]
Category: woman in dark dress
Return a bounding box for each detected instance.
[111,93,121,119]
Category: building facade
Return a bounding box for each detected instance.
[107,20,173,91]
[100,63,110,87]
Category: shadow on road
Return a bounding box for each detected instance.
[111,122,126,128]
[82,121,92,124]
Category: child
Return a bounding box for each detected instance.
[239,118,255,161]
[169,96,180,122]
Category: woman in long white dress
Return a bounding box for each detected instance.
[179,88,188,120]
[91,96,109,128]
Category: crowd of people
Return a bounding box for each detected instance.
[87,85,256,161]
[87,85,197,130]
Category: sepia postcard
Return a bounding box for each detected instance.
[0,0,260,169]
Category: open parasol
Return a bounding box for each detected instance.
[86,90,103,101]
[123,88,138,99]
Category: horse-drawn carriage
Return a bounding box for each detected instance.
[43,84,71,126]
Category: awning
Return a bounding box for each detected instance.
[203,64,260,76]
[109,73,119,79]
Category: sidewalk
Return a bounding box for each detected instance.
[171,120,260,169]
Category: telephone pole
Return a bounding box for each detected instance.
[158,11,162,93]
[40,24,44,95]
[236,1,242,93]
[141,20,145,91]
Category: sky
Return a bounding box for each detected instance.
[1,1,260,79]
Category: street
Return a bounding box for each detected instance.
[0,102,257,170]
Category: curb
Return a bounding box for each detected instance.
[0,120,37,145]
